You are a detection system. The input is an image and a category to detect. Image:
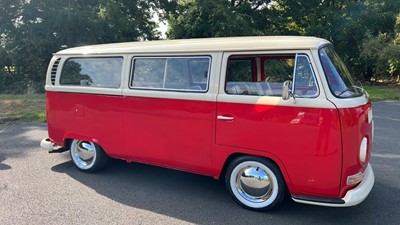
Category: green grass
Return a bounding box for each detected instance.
[0,94,46,125]
[364,85,400,102]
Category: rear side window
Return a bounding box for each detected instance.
[60,57,123,88]
[131,56,210,92]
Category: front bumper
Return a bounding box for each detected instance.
[292,163,374,207]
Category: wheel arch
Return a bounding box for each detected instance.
[64,138,73,150]
[219,152,296,194]
[63,134,102,151]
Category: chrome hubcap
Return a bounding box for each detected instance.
[236,166,273,203]
[77,142,95,160]
[71,140,96,170]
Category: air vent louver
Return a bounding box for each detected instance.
[50,58,61,85]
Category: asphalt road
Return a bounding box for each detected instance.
[0,101,399,225]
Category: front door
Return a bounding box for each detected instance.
[216,51,342,197]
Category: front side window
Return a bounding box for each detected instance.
[264,56,295,96]
[319,46,363,98]
[225,54,318,97]
[60,57,123,88]
[131,57,210,92]
[227,59,254,82]
[293,55,318,97]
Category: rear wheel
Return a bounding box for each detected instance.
[225,156,286,211]
[70,139,109,172]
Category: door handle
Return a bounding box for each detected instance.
[217,115,234,121]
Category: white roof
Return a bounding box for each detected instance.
[56,36,331,55]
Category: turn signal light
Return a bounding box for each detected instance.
[347,172,364,186]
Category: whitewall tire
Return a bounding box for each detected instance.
[70,139,109,172]
[225,156,286,211]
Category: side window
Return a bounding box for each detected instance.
[131,57,210,92]
[225,55,295,96]
[189,59,209,85]
[132,58,165,88]
[227,59,254,82]
[225,54,318,97]
[264,56,295,96]
[293,55,318,97]
[165,58,186,89]
[60,57,123,88]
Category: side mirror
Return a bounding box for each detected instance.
[282,80,293,100]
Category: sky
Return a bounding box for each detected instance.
[153,12,168,39]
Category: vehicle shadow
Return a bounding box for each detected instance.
[0,155,11,170]
[0,123,47,170]
[51,158,396,225]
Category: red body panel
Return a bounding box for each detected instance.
[338,102,372,197]
[46,92,125,157]
[122,96,215,175]
[46,91,370,199]
[216,102,342,197]
[47,91,215,175]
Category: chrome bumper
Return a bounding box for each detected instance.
[292,163,374,207]
[41,138,55,151]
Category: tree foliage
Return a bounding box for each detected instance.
[166,0,277,38]
[167,0,400,82]
[1,0,399,93]
[360,15,400,82]
[0,0,164,93]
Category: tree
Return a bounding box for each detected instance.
[166,0,400,82]
[1,0,399,93]
[0,0,164,93]
[166,0,276,38]
[97,0,162,42]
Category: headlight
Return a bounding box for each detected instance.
[368,109,373,124]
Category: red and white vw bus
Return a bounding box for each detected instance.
[41,36,374,211]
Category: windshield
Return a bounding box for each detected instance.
[319,46,363,98]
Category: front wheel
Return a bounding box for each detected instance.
[225,156,286,211]
[70,139,109,172]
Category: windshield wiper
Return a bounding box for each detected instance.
[337,85,368,97]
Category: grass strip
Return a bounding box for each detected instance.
[0,94,46,125]
[364,86,400,102]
